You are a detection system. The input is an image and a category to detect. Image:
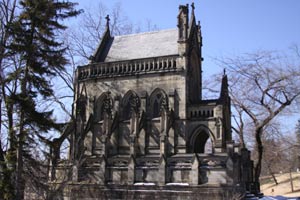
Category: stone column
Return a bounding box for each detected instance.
[190,154,199,185]
[100,134,108,156]
[98,155,107,184]
[101,108,111,157]
[160,134,167,156]
[128,156,135,185]
[72,163,78,182]
[130,111,139,156]
[160,109,168,156]
[129,92,141,155]
[100,92,113,157]
[158,156,166,186]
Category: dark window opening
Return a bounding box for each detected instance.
[122,102,131,120]
[153,99,160,118]
[173,60,176,68]
[193,132,209,153]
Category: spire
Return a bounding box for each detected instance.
[91,14,112,62]
[191,2,195,10]
[105,14,110,31]
[188,2,197,38]
[197,20,202,47]
[190,3,195,22]
[191,2,195,17]
[177,4,189,41]
[220,70,229,100]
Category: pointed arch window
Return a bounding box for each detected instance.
[153,99,160,118]
[121,91,140,120]
[150,89,168,118]
[94,92,113,122]
[94,100,104,122]
[122,101,131,120]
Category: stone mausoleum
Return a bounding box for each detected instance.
[50,4,255,200]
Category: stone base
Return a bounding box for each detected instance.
[60,184,245,200]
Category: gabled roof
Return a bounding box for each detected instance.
[94,29,179,63]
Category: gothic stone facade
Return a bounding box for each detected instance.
[51,4,254,200]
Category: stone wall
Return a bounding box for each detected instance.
[60,184,245,200]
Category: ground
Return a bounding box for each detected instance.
[260,172,300,198]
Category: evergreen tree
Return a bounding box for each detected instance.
[4,0,81,199]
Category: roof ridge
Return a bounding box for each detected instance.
[113,28,177,39]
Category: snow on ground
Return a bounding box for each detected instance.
[133,182,155,186]
[261,172,300,197]
[260,196,300,200]
[166,183,189,186]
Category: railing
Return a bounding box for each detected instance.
[78,55,179,80]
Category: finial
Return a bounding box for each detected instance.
[88,55,94,61]
[223,68,226,76]
[191,2,195,10]
[105,15,110,28]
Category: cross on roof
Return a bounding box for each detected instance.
[105,15,110,28]
[191,2,195,10]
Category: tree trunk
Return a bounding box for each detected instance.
[270,172,278,185]
[266,160,278,185]
[0,98,5,200]
[254,127,263,190]
[15,138,25,200]
[239,132,246,149]
[2,87,17,199]
[15,64,29,200]
[289,169,294,192]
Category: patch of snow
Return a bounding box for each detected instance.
[134,182,155,186]
[260,196,300,200]
[166,183,189,186]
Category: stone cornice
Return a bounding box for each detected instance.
[77,55,180,81]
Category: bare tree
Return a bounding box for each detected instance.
[65,2,134,65]
[219,51,300,190]
[0,0,18,198]
[49,2,138,124]
[260,123,284,185]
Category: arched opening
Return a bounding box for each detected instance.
[121,90,140,120]
[94,92,112,122]
[122,101,131,120]
[204,139,212,153]
[149,88,168,118]
[153,99,160,118]
[193,131,209,153]
[190,127,214,154]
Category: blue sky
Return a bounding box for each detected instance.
[76,0,300,77]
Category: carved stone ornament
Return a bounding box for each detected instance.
[129,94,140,113]
[160,96,168,113]
[103,93,113,114]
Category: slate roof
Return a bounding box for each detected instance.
[104,29,178,62]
